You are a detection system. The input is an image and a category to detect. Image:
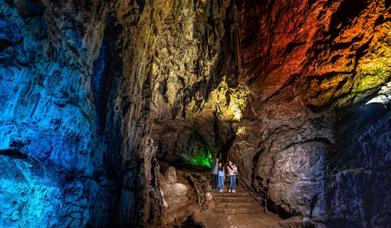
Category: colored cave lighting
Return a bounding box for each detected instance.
[365,81,391,105]
[233,106,242,121]
[189,151,212,168]
[236,126,246,136]
[181,145,213,168]
[365,95,391,105]
[0,157,62,227]
[206,77,248,121]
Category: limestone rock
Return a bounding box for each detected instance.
[159,170,195,225]
[233,0,391,225]
[160,189,168,208]
[0,155,62,227]
[164,166,178,184]
[162,183,189,200]
[205,192,213,202]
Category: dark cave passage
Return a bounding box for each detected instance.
[0,0,390,227]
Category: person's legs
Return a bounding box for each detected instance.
[211,174,214,190]
[218,176,224,192]
[211,174,213,190]
[212,174,218,190]
[222,176,224,191]
[229,175,234,191]
[232,176,236,192]
[218,176,221,191]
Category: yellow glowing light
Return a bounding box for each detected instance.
[233,106,241,121]
[197,76,248,121]
[236,126,246,136]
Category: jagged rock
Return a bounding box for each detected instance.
[233,0,391,225]
[162,183,189,200]
[205,192,213,202]
[0,155,62,227]
[159,170,194,225]
[161,189,169,208]
[164,166,178,184]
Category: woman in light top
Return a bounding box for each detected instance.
[227,160,238,193]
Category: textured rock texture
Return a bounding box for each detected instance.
[231,0,391,226]
[0,0,112,226]
[0,155,62,227]
[0,0,390,227]
[160,167,192,225]
[0,0,239,226]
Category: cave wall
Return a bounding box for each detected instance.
[232,0,391,226]
[0,155,62,227]
[1,0,244,226]
[0,0,390,227]
[110,0,242,225]
[0,0,114,226]
[147,0,241,165]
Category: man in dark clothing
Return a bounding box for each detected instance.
[211,158,219,191]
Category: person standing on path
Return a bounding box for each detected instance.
[227,160,238,193]
[218,162,225,192]
[211,158,219,191]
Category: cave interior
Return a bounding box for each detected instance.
[0,0,390,227]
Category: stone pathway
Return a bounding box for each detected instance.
[212,189,264,215]
[194,187,285,228]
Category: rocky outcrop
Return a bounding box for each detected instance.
[1,0,239,226]
[147,0,241,164]
[160,167,192,225]
[0,154,62,227]
[231,0,391,226]
[159,166,214,225]
[0,0,112,226]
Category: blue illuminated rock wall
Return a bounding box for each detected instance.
[0,155,62,227]
[0,0,166,225]
[0,0,117,226]
[0,0,232,225]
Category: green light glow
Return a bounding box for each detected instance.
[190,151,213,168]
[182,145,213,168]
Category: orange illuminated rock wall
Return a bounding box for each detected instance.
[232,0,390,225]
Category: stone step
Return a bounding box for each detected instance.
[213,192,250,197]
[215,201,259,209]
[214,198,254,204]
[213,195,254,202]
[211,186,266,215]
[213,208,264,214]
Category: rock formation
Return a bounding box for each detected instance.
[0,0,390,227]
[232,0,390,226]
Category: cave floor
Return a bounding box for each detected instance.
[193,187,286,228]
[194,211,284,228]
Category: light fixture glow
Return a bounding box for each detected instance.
[233,106,242,121]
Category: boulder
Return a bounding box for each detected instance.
[164,166,178,184]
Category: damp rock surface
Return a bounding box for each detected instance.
[0,155,62,227]
[231,0,391,225]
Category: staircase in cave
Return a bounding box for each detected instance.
[212,187,265,215]
[194,180,283,226]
